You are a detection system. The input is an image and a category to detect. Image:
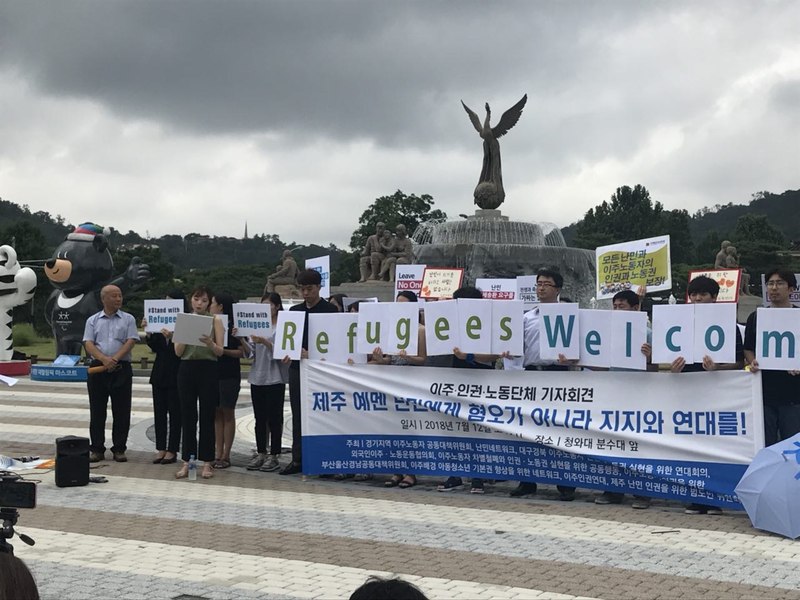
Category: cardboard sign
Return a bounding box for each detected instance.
[596,235,671,300]
[420,268,464,299]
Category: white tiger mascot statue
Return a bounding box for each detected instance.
[0,245,37,362]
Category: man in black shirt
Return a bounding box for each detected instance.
[744,268,800,447]
[279,269,339,475]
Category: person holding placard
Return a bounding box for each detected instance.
[241,292,289,472]
[437,286,497,495]
[279,269,339,475]
[744,269,800,447]
[210,292,243,469]
[374,290,427,490]
[174,285,224,480]
[83,284,139,463]
[510,268,576,501]
[142,289,186,465]
[671,276,743,516]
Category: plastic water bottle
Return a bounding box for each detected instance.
[188,455,197,481]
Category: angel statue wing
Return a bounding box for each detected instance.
[461,100,483,134]
[491,94,527,139]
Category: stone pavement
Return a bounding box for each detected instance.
[2,377,799,599]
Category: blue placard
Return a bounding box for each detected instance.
[30,364,89,382]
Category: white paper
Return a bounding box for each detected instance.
[578,309,613,369]
[539,303,580,360]
[173,313,214,346]
[693,303,737,365]
[274,312,306,360]
[610,311,648,370]
[651,305,694,365]
[423,300,459,356]
[456,299,493,354]
[491,300,524,356]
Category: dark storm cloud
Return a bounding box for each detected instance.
[0,0,659,148]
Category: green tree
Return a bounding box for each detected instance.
[661,209,696,265]
[0,221,49,262]
[349,190,446,252]
[573,185,664,249]
[730,214,789,294]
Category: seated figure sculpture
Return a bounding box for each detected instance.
[265,249,299,294]
[379,224,413,282]
[358,222,386,282]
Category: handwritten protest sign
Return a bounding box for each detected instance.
[688,269,741,303]
[516,275,538,309]
[420,268,464,299]
[595,235,671,300]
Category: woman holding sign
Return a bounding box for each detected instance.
[240,293,289,472]
[174,285,224,480]
[143,289,186,465]
[210,292,243,469]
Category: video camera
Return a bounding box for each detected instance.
[0,472,37,509]
[0,472,37,556]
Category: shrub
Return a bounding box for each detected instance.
[12,323,39,346]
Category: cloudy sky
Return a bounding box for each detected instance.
[1,1,798,248]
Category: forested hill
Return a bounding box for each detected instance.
[562,188,800,248]
[687,189,800,245]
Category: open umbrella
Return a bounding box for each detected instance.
[735,433,800,539]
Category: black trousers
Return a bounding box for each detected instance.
[178,360,219,462]
[289,367,302,464]
[251,383,286,455]
[152,385,181,453]
[87,362,133,453]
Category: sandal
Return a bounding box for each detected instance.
[353,474,373,482]
[385,474,403,488]
[175,464,189,479]
[214,459,231,469]
[398,475,416,489]
[201,464,214,479]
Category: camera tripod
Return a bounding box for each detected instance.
[0,507,35,556]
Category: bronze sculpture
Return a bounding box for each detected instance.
[265,249,299,294]
[461,94,527,210]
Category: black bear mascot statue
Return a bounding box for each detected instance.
[44,223,150,356]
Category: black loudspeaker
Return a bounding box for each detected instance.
[55,435,90,488]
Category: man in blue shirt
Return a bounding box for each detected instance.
[83,285,139,462]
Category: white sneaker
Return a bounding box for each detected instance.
[260,455,280,472]
[246,453,266,470]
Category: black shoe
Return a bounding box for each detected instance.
[437,477,463,492]
[112,451,128,463]
[279,461,302,475]
[89,451,104,463]
[594,492,624,505]
[509,482,537,497]
[557,486,576,501]
[160,456,177,465]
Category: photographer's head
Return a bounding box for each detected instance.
[0,553,39,600]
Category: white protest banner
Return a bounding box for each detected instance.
[302,361,764,509]
[356,301,389,354]
[308,313,366,364]
[476,278,516,300]
[305,255,331,299]
[232,302,272,337]
[456,299,493,354]
[423,300,459,356]
[688,269,741,303]
[610,310,648,370]
[755,307,800,370]
[538,303,580,360]
[384,302,420,356]
[760,273,800,307]
[693,303,737,365]
[173,313,214,346]
[596,235,671,300]
[491,300,524,356]
[651,305,694,365]
[394,264,426,298]
[578,309,613,368]
[420,268,464,299]
[274,311,305,360]
[143,299,183,333]
[516,275,538,309]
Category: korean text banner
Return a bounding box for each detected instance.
[595,235,671,300]
[302,362,763,508]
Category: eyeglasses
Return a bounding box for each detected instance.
[536,282,557,288]
[766,280,789,288]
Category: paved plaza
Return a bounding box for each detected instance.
[2,377,799,599]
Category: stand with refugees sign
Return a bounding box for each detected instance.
[301,361,764,508]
